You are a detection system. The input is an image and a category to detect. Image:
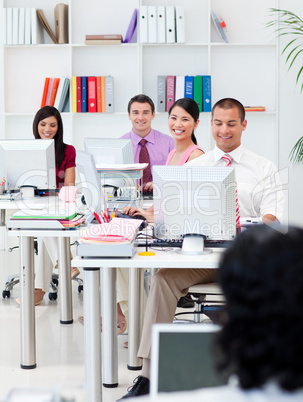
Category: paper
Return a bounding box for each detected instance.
[95,163,148,171]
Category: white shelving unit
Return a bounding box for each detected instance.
[0,0,278,162]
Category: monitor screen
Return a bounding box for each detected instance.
[83,138,134,167]
[153,165,236,242]
[76,150,107,222]
[0,139,56,191]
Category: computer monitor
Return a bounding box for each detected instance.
[0,139,56,191]
[76,150,107,222]
[83,138,134,166]
[153,165,236,253]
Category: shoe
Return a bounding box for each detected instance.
[117,376,150,400]
[123,341,128,349]
[177,293,195,308]
[16,289,45,306]
[71,267,80,279]
[78,316,127,335]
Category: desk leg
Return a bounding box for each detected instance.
[58,237,73,324]
[84,268,102,402]
[102,267,118,387]
[0,209,6,250]
[20,236,36,369]
[128,267,143,370]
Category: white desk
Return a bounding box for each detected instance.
[72,249,222,402]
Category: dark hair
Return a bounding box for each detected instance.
[212,98,246,123]
[127,94,155,114]
[168,98,200,145]
[216,225,303,391]
[33,106,65,170]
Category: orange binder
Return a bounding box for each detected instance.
[101,76,106,113]
[87,76,97,112]
[96,76,102,113]
[41,77,50,107]
[49,78,60,107]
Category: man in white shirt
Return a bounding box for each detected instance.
[117,98,285,400]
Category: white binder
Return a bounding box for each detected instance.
[105,75,114,113]
[165,6,175,43]
[24,8,31,45]
[157,75,166,112]
[12,8,19,45]
[157,6,166,43]
[31,8,43,44]
[18,8,25,45]
[1,8,7,45]
[175,75,185,101]
[6,8,13,45]
[148,6,157,43]
[175,6,185,43]
[139,6,148,43]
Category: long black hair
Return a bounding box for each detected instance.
[168,98,200,144]
[33,106,65,170]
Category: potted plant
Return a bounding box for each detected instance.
[267,8,303,164]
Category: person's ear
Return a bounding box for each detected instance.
[242,119,247,131]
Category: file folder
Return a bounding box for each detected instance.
[101,76,106,112]
[88,76,97,113]
[31,8,43,44]
[6,8,13,45]
[184,76,194,99]
[2,8,7,45]
[165,6,175,43]
[175,75,185,102]
[148,6,157,43]
[166,75,176,112]
[157,75,166,112]
[105,75,114,113]
[175,6,185,43]
[12,8,19,45]
[81,76,88,113]
[18,8,25,45]
[193,75,203,112]
[24,8,31,45]
[96,76,102,113]
[72,76,77,113]
[157,6,166,44]
[139,6,148,43]
[202,75,212,112]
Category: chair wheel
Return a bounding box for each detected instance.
[49,292,58,301]
[2,290,11,298]
[52,278,59,286]
[78,285,83,293]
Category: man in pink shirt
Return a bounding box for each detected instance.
[121,94,175,192]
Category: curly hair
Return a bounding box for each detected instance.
[216,225,303,391]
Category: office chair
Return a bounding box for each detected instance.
[174,282,225,325]
[2,240,83,299]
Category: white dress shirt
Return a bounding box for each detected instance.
[186,145,285,223]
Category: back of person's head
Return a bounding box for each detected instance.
[212,98,246,123]
[168,98,200,145]
[216,225,303,391]
[127,94,155,114]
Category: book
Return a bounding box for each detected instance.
[193,75,203,112]
[175,6,185,44]
[202,75,212,112]
[156,6,166,44]
[175,75,185,102]
[139,6,148,43]
[1,8,7,45]
[71,76,77,113]
[31,8,44,44]
[147,6,157,43]
[12,8,19,45]
[55,3,68,44]
[60,78,70,112]
[88,76,97,112]
[81,76,88,112]
[157,75,166,112]
[85,34,123,41]
[49,78,60,106]
[124,9,137,43]
[24,8,31,45]
[77,76,82,112]
[37,9,58,44]
[101,76,106,112]
[54,77,69,112]
[166,75,176,111]
[6,8,13,45]
[184,76,194,99]
[41,77,50,108]
[166,6,176,43]
[244,106,266,112]
[85,39,121,45]
[211,10,229,43]
[105,75,114,113]
[18,8,25,45]
[96,76,102,113]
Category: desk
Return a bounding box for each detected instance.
[72,249,222,402]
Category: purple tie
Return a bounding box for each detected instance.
[222,154,241,232]
[139,139,152,186]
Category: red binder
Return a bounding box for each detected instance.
[41,77,50,108]
[49,78,60,107]
[76,76,82,113]
[87,76,97,112]
[166,75,176,112]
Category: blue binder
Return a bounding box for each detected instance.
[81,76,88,112]
[202,75,211,112]
[184,76,194,99]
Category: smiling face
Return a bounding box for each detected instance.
[37,116,58,140]
[128,102,155,138]
[211,106,247,153]
[168,105,199,143]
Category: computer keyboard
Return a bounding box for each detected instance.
[137,238,232,249]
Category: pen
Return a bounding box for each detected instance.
[93,211,102,224]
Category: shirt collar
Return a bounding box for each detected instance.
[131,129,155,146]
[214,144,244,164]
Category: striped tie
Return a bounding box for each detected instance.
[222,154,241,232]
[139,139,152,186]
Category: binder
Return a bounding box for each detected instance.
[88,76,97,113]
[54,78,65,110]
[105,75,114,113]
[184,76,194,99]
[31,8,43,44]
[24,8,31,45]
[18,8,25,45]
[6,8,13,45]
[157,75,166,112]
[124,9,137,43]
[55,3,69,44]
[202,75,212,112]
[49,78,60,107]
[193,75,203,112]
[139,6,148,43]
[147,6,157,43]
[12,8,19,45]
[41,77,50,108]
[58,78,70,112]
[166,75,176,112]
[96,76,102,112]
[101,76,106,112]
[165,6,175,43]
[81,76,88,113]
[45,78,54,106]
[72,76,77,113]
[175,75,185,101]
[175,6,185,44]
[157,6,166,44]
[1,8,7,45]
[76,76,82,112]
